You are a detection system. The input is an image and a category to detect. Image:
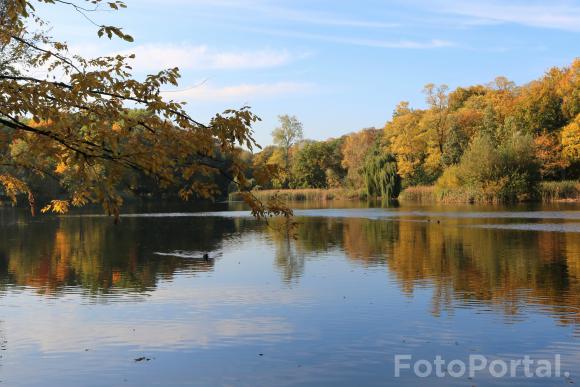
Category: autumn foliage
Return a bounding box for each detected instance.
[0,0,291,219]
[247,59,579,202]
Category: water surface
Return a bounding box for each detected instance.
[0,202,579,386]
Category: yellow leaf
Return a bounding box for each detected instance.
[55,162,67,174]
[41,200,70,214]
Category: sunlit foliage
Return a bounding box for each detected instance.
[382,59,580,200]
[341,128,380,188]
[0,0,290,219]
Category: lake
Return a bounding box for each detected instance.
[0,202,579,386]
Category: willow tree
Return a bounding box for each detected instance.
[0,0,289,219]
[361,149,400,199]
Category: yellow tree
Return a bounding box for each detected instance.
[562,114,580,162]
[511,67,566,135]
[267,146,294,188]
[0,0,290,220]
[423,83,449,154]
[557,59,580,120]
[385,102,429,183]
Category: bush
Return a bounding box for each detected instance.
[435,132,540,202]
[434,165,461,196]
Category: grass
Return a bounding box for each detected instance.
[229,181,580,204]
[228,188,364,202]
[398,186,436,203]
[539,180,580,202]
[399,181,580,203]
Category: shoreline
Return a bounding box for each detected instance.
[229,181,580,204]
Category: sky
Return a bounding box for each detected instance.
[38,0,580,146]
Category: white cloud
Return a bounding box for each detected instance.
[162,81,315,101]
[3,285,300,353]
[420,0,580,32]
[341,37,453,49]
[115,43,298,72]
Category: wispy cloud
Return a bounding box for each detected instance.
[417,0,580,32]
[113,44,300,72]
[242,27,454,49]
[250,5,399,29]
[139,0,398,29]
[162,81,315,101]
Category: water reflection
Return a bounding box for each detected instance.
[0,208,579,328]
[0,213,245,295]
[0,205,579,386]
[266,215,580,329]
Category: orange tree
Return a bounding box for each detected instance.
[0,0,290,220]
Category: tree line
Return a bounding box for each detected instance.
[1,0,578,210]
[243,59,579,202]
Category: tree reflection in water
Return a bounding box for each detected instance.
[0,209,578,332]
[0,212,242,295]
[268,215,580,330]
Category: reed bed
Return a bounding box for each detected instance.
[539,181,580,202]
[398,186,436,203]
[399,181,580,203]
[230,181,580,204]
[228,188,364,202]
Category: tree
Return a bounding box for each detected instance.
[291,139,345,189]
[558,59,580,120]
[271,115,303,187]
[384,104,429,185]
[361,147,400,199]
[562,114,580,162]
[488,76,516,92]
[423,83,450,154]
[250,146,277,189]
[441,121,468,167]
[437,132,540,202]
[534,131,569,179]
[510,68,566,135]
[291,141,327,188]
[0,0,290,220]
[341,128,379,188]
[448,85,488,111]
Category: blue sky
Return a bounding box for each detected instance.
[40,0,580,146]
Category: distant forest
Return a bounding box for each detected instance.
[2,59,579,206]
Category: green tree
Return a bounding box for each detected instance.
[291,139,345,188]
[362,146,400,199]
[441,121,468,167]
[437,132,540,202]
[271,115,303,188]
